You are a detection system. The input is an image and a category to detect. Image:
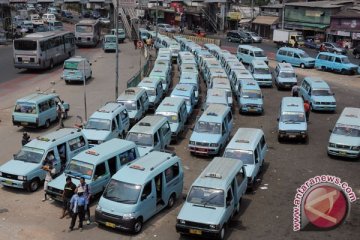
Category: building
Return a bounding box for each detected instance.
[252,3,282,38]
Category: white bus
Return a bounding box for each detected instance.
[13,31,75,70]
[75,19,101,47]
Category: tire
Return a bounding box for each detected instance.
[300,63,305,69]
[45,119,50,128]
[133,218,143,234]
[282,60,286,63]
[27,178,40,192]
[65,80,69,85]
[167,193,176,209]
[228,38,231,42]
[49,60,54,69]
[218,227,225,240]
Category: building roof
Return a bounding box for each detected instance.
[286,0,354,8]
[332,9,360,18]
[253,16,279,25]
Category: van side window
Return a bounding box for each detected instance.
[335,57,342,63]
[107,157,117,176]
[226,188,233,203]
[69,136,86,151]
[236,168,245,185]
[161,122,171,136]
[119,148,136,165]
[39,101,50,113]
[318,54,327,60]
[137,100,141,110]
[255,148,260,162]
[165,162,180,183]
[112,119,116,131]
[154,133,159,146]
[294,53,300,58]
[260,136,266,149]
[222,122,226,135]
[227,112,233,123]
[278,50,286,55]
[249,51,254,57]
[142,181,152,200]
[241,48,249,54]
[49,99,55,108]
[94,162,106,178]
[286,51,293,57]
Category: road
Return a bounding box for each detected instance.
[0,36,359,240]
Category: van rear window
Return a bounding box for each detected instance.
[64,61,79,70]
[14,40,37,50]
[14,103,37,114]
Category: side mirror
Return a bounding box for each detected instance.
[329,129,332,133]
[277,117,279,121]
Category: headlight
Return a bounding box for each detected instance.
[209,224,216,229]
[210,143,219,147]
[97,140,104,144]
[122,213,135,219]
[328,143,335,148]
[300,131,307,134]
[315,102,320,105]
[352,146,360,151]
[189,141,195,145]
[178,219,186,224]
[17,175,26,181]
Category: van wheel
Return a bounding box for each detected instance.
[340,69,346,75]
[321,66,326,71]
[65,80,69,85]
[282,60,286,63]
[228,38,231,42]
[49,60,54,69]
[27,178,40,192]
[300,63,305,69]
[133,218,143,234]
[45,120,50,128]
[218,226,225,240]
[167,193,176,209]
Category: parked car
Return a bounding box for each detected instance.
[245,31,262,43]
[61,10,73,19]
[20,21,34,33]
[92,11,101,19]
[227,30,252,43]
[304,36,321,50]
[158,24,176,33]
[321,42,347,55]
[82,11,92,18]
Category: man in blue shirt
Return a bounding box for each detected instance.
[68,188,87,232]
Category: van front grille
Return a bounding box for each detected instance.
[196,142,210,147]
[1,172,18,180]
[335,144,351,150]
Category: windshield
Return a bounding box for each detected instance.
[76,25,93,33]
[126,132,153,146]
[281,112,305,123]
[333,125,360,137]
[105,37,116,43]
[254,51,265,57]
[279,72,295,78]
[64,61,79,70]
[14,40,37,51]
[312,89,333,96]
[341,57,350,64]
[187,186,224,207]
[14,103,37,114]
[242,90,261,99]
[65,160,93,180]
[254,68,270,75]
[119,101,137,111]
[299,52,310,58]
[14,147,44,163]
[224,149,254,164]
[194,121,221,134]
[84,118,111,131]
[156,112,178,123]
[103,179,141,204]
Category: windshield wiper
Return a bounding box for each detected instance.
[202,194,221,208]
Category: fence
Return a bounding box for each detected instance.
[127,47,153,88]
[163,32,221,46]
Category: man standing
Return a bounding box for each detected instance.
[291,85,300,97]
[42,154,56,202]
[69,188,87,232]
[60,176,76,219]
[304,100,310,121]
[57,101,65,128]
[78,177,91,225]
[21,132,30,146]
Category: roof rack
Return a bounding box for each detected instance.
[139,122,151,126]
[205,173,222,179]
[207,112,218,116]
[129,164,145,171]
[235,139,250,143]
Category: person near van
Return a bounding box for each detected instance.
[291,85,300,97]
[69,188,87,232]
[319,44,326,52]
[304,100,310,121]
[21,132,30,146]
[58,144,66,171]
[294,40,299,48]
[146,37,152,50]
[60,176,76,219]
[78,177,91,225]
[42,154,56,202]
[57,101,65,128]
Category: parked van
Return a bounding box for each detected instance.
[299,77,336,112]
[207,68,228,87]
[224,128,267,187]
[62,56,92,84]
[249,60,272,87]
[83,102,130,146]
[203,60,222,82]
[230,69,254,94]
[220,53,238,69]
[189,104,233,155]
[178,51,195,65]
[273,63,297,89]
[179,72,199,104]
[126,116,171,156]
[47,20,63,31]
[12,92,70,128]
[111,28,126,43]
[176,157,247,239]
[42,13,56,23]
[276,47,315,68]
[225,61,245,77]
[171,84,196,115]
[278,97,308,142]
[156,97,188,140]
[238,79,264,114]
[117,87,149,125]
[327,107,360,158]
[210,77,233,107]
[46,139,140,201]
[95,151,184,233]
[138,77,164,110]
[102,35,117,52]
[236,45,268,65]
[180,63,198,75]
[315,52,358,75]
[0,128,88,192]
[149,66,171,93]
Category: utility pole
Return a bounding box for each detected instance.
[115,0,119,99]
[251,0,254,20]
[83,61,88,121]
[282,0,285,29]
[155,0,158,41]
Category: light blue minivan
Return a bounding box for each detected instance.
[276,47,315,68]
[102,35,117,52]
[236,45,268,65]
[176,157,247,240]
[62,57,92,84]
[278,97,308,142]
[315,52,358,75]
[238,79,264,114]
[138,77,164,110]
[46,139,140,201]
[12,92,69,128]
[95,151,184,233]
[179,72,199,104]
[0,128,88,192]
[249,60,272,87]
[171,84,196,115]
[299,77,336,112]
[327,107,360,158]
[149,66,171,93]
[273,63,298,89]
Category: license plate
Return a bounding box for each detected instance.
[105,222,116,228]
[289,134,296,138]
[23,61,29,64]
[21,122,28,126]
[189,229,202,235]
[339,151,347,156]
[4,180,13,185]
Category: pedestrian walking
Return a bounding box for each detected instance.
[60,176,76,219]
[42,154,56,202]
[304,100,310,121]
[291,85,300,97]
[78,177,91,225]
[57,101,65,128]
[21,132,30,146]
[68,188,87,232]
